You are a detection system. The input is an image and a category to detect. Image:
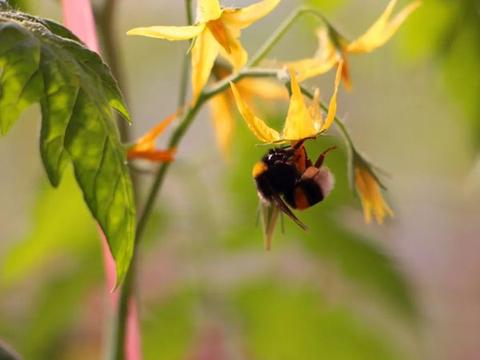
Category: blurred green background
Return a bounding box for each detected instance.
[1,0,480,359]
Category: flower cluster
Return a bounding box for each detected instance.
[127,0,420,228]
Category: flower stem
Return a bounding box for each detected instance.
[111,0,195,358]
[135,98,205,242]
[112,3,352,355]
[177,0,194,109]
[247,6,329,68]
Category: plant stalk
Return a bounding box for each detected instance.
[247,6,329,68]
[177,0,193,109]
[111,4,353,357]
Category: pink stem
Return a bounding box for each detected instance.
[61,1,141,358]
[61,0,100,53]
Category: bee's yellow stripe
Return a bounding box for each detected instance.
[252,161,268,178]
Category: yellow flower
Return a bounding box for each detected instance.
[289,0,421,87]
[209,64,288,157]
[127,0,281,99]
[230,62,343,143]
[127,113,177,162]
[354,158,393,224]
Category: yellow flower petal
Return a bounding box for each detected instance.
[355,167,374,223]
[309,88,323,130]
[197,0,222,23]
[282,68,317,140]
[238,78,287,101]
[319,61,342,132]
[230,82,280,143]
[127,112,177,162]
[128,148,176,162]
[288,57,338,82]
[207,19,232,53]
[221,0,281,29]
[127,24,204,40]
[346,0,421,53]
[130,112,177,152]
[191,27,220,99]
[209,92,235,158]
[286,28,339,81]
[354,165,393,224]
[217,26,248,69]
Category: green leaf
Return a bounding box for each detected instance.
[0,9,135,284]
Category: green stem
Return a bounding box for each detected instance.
[134,68,278,244]
[112,1,194,359]
[135,98,205,242]
[177,0,194,109]
[206,68,279,95]
[112,4,351,356]
[247,7,329,67]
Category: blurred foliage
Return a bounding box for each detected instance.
[232,282,402,360]
[142,291,196,360]
[19,260,101,360]
[1,172,96,286]
[401,0,480,147]
[0,172,102,359]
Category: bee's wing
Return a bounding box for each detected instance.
[270,192,308,231]
[259,202,281,251]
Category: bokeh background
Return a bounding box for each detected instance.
[1,0,480,359]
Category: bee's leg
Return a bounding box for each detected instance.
[292,136,316,150]
[314,146,337,168]
[280,212,285,234]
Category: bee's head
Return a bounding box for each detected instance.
[262,147,295,166]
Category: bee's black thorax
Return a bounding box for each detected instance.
[254,147,300,200]
[252,144,334,225]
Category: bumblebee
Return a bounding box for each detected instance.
[252,140,335,229]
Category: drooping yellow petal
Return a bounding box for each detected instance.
[127,24,204,41]
[230,82,280,143]
[346,0,421,53]
[354,167,374,223]
[354,165,393,224]
[197,0,222,23]
[288,57,338,82]
[127,112,178,162]
[318,61,343,132]
[309,88,322,130]
[221,0,281,30]
[207,19,232,53]
[217,26,248,69]
[209,92,235,158]
[286,27,340,81]
[282,68,317,140]
[128,148,176,162]
[313,27,338,59]
[238,78,287,101]
[129,112,177,152]
[191,27,220,99]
